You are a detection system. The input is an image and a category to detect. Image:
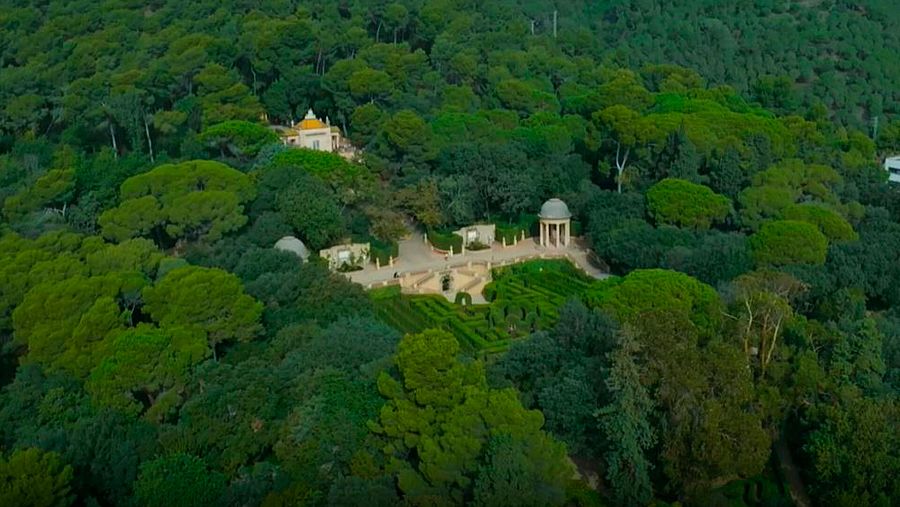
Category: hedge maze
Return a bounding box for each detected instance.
[371,260,596,353]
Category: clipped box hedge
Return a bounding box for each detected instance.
[495,214,538,244]
[369,238,399,265]
[427,228,463,252]
[370,259,602,354]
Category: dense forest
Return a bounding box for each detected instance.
[0,1,898,506]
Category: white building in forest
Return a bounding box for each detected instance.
[885,156,900,184]
[280,109,342,152]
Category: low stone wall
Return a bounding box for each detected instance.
[319,242,370,270]
[453,224,495,247]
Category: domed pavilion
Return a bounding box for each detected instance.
[538,198,572,248]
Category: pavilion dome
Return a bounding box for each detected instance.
[298,108,327,130]
[539,198,572,220]
[274,236,310,261]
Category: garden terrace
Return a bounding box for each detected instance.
[371,259,597,353]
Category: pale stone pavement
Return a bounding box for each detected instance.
[347,230,608,288]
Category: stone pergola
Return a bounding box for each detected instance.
[538,198,572,248]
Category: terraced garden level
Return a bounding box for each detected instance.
[370,260,597,353]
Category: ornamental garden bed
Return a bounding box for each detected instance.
[370,259,597,353]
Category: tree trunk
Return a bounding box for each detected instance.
[615,142,630,193]
[375,20,382,42]
[144,117,155,162]
[109,122,118,159]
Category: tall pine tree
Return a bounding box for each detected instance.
[655,124,702,184]
[597,330,657,506]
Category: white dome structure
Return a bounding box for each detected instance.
[539,198,572,220]
[274,236,310,262]
[538,198,572,248]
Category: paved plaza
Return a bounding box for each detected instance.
[347,229,608,289]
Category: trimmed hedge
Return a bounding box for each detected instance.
[427,228,463,252]
[369,238,399,265]
[496,224,526,245]
[454,292,473,306]
[371,259,599,353]
[496,214,538,244]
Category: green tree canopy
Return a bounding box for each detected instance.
[86,324,210,418]
[0,448,73,507]
[738,159,853,230]
[99,160,255,244]
[267,148,368,188]
[142,266,263,352]
[597,330,656,506]
[132,453,226,507]
[801,396,900,506]
[12,273,142,378]
[586,269,724,339]
[782,203,858,241]
[371,329,572,505]
[750,219,828,266]
[646,178,731,229]
[198,120,279,159]
[274,173,346,251]
[3,168,75,221]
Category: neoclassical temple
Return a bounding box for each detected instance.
[538,198,571,248]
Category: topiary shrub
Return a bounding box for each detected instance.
[482,284,498,302]
[454,292,473,306]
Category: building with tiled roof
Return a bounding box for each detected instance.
[281,109,342,152]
